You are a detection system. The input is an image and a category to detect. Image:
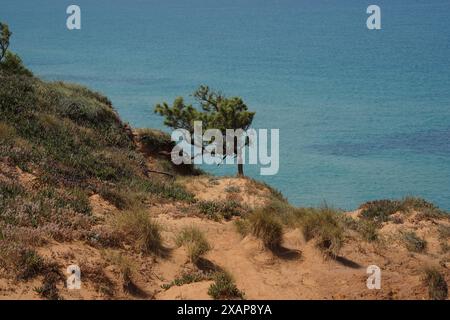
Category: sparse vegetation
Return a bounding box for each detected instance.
[136,128,173,154]
[360,197,447,224]
[112,209,164,255]
[197,200,243,220]
[422,267,448,300]
[0,243,45,280]
[208,271,245,300]
[162,270,212,290]
[360,199,401,223]
[248,209,283,250]
[34,264,63,300]
[301,208,344,257]
[176,226,211,264]
[2,23,449,301]
[403,231,427,253]
[357,220,379,242]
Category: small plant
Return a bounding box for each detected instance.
[35,265,62,300]
[161,271,211,290]
[98,186,136,210]
[176,226,211,264]
[234,219,251,237]
[0,22,12,62]
[136,128,173,154]
[197,200,242,220]
[401,197,444,214]
[357,220,379,242]
[112,209,164,255]
[403,231,427,253]
[208,271,245,300]
[16,249,45,280]
[249,210,283,250]
[301,208,344,257]
[359,199,401,223]
[422,267,448,300]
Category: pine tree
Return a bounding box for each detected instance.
[155,85,255,176]
[0,22,12,62]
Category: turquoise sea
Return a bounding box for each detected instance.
[2,0,450,210]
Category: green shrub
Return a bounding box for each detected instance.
[131,178,195,203]
[176,226,211,264]
[301,208,344,257]
[197,200,242,220]
[249,210,283,250]
[34,264,62,300]
[162,271,211,290]
[0,244,44,280]
[0,179,24,201]
[261,199,309,227]
[422,267,448,300]
[246,177,286,202]
[403,231,427,253]
[360,198,446,224]
[98,186,137,210]
[0,51,33,77]
[112,210,164,255]
[136,128,173,154]
[401,197,441,212]
[339,213,378,242]
[208,271,245,300]
[357,220,379,242]
[360,199,401,223]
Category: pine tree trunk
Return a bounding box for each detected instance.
[237,163,244,176]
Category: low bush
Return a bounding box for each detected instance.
[403,231,427,253]
[112,209,164,255]
[359,199,401,223]
[301,208,344,257]
[422,267,448,300]
[249,210,283,250]
[208,271,245,300]
[359,197,447,224]
[197,200,243,220]
[162,271,211,290]
[136,128,173,154]
[176,226,211,264]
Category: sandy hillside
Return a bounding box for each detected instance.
[1,166,448,300]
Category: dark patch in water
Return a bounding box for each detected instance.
[310,128,450,157]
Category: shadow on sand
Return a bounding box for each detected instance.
[270,246,302,260]
[333,256,362,269]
